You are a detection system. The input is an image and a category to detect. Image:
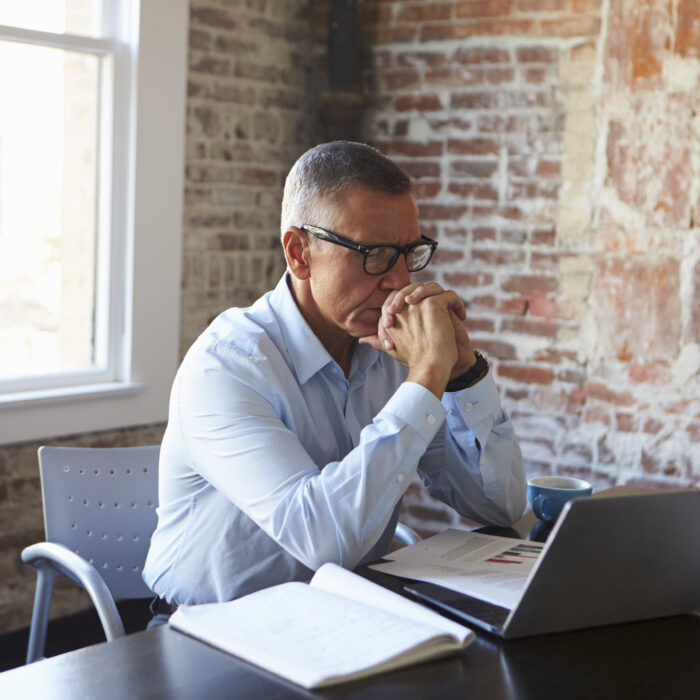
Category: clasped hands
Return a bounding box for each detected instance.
[358,282,476,398]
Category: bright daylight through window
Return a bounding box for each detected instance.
[0,2,112,390]
[0,0,187,445]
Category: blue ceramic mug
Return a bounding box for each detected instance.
[527,476,592,523]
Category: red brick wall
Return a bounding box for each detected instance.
[359,0,700,533]
[182,0,317,353]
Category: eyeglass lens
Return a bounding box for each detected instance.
[365,244,433,274]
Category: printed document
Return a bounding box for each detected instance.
[369,528,544,609]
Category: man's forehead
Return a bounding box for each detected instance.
[323,187,419,242]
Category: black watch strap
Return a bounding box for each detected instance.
[445,351,489,392]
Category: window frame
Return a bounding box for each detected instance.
[0,0,187,445]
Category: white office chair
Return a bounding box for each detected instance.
[394,521,420,546]
[21,445,160,664]
[21,444,420,664]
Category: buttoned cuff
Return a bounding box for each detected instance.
[442,369,501,425]
[381,381,447,444]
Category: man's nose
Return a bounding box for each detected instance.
[379,254,411,289]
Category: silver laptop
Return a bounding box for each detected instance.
[404,490,700,638]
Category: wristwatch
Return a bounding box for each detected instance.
[445,351,489,392]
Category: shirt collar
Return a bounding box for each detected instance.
[268,274,382,385]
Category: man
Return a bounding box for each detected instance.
[143,141,525,606]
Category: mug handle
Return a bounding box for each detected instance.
[534,494,550,521]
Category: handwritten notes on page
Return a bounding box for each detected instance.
[169,562,474,689]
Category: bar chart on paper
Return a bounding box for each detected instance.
[486,543,543,565]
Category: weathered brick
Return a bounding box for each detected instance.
[605,0,669,89]
[615,412,637,432]
[455,46,511,64]
[373,69,422,91]
[450,160,499,178]
[396,160,442,179]
[502,274,558,294]
[586,382,635,406]
[448,138,500,155]
[557,368,586,385]
[451,90,550,109]
[530,228,557,246]
[516,45,559,63]
[467,317,496,332]
[395,51,448,68]
[606,97,693,227]
[539,15,601,37]
[455,1,516,19]
[413,181,443,198]
[425,66,484,87]
[366,25,418,44]
[675,0,700,58]
[502,317,559,337]
[433,249,466,264]
[469,294,497,310]
[375,140,444,157]
[472,227,498,241]
[486,66,516,83]
[628,363,672,385]
[572,0,604,11]
[643,417,664,434]
[190,6,238,31]
[472,248,526,265]
[522,66,547,83]
[592,257,682,363]
[584,405,612,426]
[418,204,468,220]
[472,338,518,359]
[394,94,443,111]
[473,205,525,221]
[362,2,393,26]
[189,54,231,76]
[397,3,454,23]
[517,0,569,11]
[448,182,499,199]
[686,423,700,442]
[498,364,555,384]
[499,297,529,315]
[689,261,700,343]
[421,18,537,41]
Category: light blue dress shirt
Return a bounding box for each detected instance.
[143,274,526,605]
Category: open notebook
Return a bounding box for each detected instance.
[392,490,700,638]
[169,562,474,689]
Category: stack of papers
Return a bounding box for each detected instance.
[369,529,544,609]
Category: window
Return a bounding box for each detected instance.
[0,0,187,445]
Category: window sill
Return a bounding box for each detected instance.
[0,381,144,409]
[0,379,171,446]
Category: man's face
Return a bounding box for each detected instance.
[304,185,421,345]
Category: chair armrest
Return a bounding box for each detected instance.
[394,522,421,546]
[22,542,125,641]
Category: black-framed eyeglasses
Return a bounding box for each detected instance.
[300,224,438,276]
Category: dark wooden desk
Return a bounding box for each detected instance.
[2,491,698,699]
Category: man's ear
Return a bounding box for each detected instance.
[283,226,311,280]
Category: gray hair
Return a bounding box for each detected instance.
[280,141,413,235]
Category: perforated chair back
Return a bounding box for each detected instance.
[38,445,160,599]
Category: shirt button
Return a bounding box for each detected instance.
[396,473,405,483]
[464,402,473,411]
[427,414,436,424]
